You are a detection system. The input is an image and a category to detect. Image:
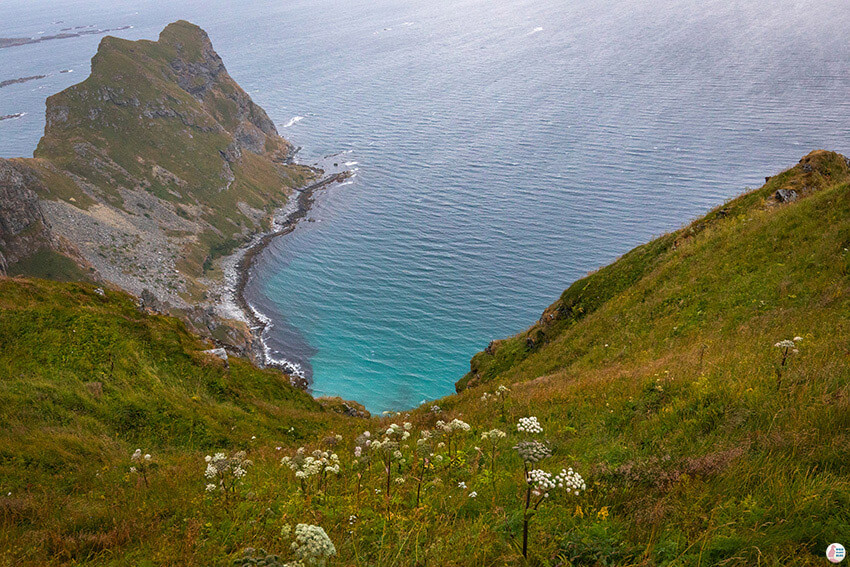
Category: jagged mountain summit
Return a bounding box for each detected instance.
[0,21,315,308]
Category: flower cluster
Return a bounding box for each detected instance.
[204,451,252,496]
[436,419,470,433]
[289,524,336,566]
[527,467,585,498]
[384,422,412,441]
[481,429,506,442]
[131,448,151,465]
[281,448,341,480]
[281,448,340,495]
[430,405,442,414]
[517,416,543,434]
[130,449,153,486]
[775,336,802,351]
[514,440,551,464]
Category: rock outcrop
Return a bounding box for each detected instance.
[0,160,58,275]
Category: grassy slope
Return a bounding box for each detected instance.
[440,150,850,564]
[0,278,351,564]
[1,151,848,567]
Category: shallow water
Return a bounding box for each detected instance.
[2,0,849,412]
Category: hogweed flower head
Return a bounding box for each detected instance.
[281,448,340,480]
[517,416,543,435]
[290,524,336,566]
[527,467,585,498]
[481,429,506,441]
[203,450,252,496]
[437,419,471,434]
[514,440,551,464]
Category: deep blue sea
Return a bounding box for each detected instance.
[2,0,849,412]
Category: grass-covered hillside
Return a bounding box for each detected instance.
[1,151,848,567]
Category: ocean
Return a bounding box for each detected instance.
[2,0,849,412]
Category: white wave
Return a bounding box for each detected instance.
[282,116,304,128]
[338,180,354,186]
[344,161,358,166]
[528,26,543,35]
[402,22,414,26]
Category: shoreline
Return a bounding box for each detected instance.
[229,170,353,386]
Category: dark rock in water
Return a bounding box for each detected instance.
[765,176,771,183]
[774,189,798,203]
[0,75,46,89]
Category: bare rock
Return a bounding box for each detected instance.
[774,189,798,203]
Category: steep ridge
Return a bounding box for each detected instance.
[458,150,850,391]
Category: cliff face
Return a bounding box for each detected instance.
[0,160,60,275]
[0,21,316,311]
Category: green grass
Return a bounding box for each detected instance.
[1,151,849,566]
[6,247,91,282]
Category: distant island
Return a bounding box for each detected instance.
[0,25,134,49]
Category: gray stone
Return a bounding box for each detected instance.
[774,189,798,203]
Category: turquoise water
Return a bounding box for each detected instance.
[2,0,849,412]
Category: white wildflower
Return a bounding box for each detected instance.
[514,440,551,464]
[528,467,585,498]
[517,416,543,434]
[481,429,506,441]
[291,524,336,566]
